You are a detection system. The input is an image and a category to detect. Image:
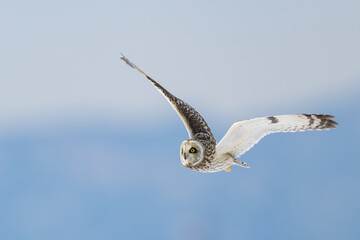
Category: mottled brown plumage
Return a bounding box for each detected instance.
[121,54,338,173]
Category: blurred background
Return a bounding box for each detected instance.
[1,0,359,239]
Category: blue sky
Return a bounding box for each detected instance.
[1,1,359,239]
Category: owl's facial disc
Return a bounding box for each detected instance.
[180,140,204,167]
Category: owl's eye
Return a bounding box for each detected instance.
[189,147,196,153]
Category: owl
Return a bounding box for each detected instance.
[121,54,338,173]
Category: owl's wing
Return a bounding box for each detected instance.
[121,54,215,140]
[216,114,337,158]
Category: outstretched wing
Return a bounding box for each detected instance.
[216,114,338,158]
[121,54,215,140]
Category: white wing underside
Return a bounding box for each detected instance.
[216,114,337,159]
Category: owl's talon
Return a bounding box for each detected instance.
[224,166,232,172]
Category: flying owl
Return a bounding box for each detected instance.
[120,54,338,173]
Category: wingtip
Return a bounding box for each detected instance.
[327,119,339,129]
[120,53,136,69]
[302,114,339,129]
[318,114,338,129]
[120,52,127,61]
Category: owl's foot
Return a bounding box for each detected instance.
[224,166,232,172]
[234,160,250,168]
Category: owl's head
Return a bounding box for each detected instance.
[180,140,205,167]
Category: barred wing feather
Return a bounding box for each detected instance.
[216,114,337,158]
